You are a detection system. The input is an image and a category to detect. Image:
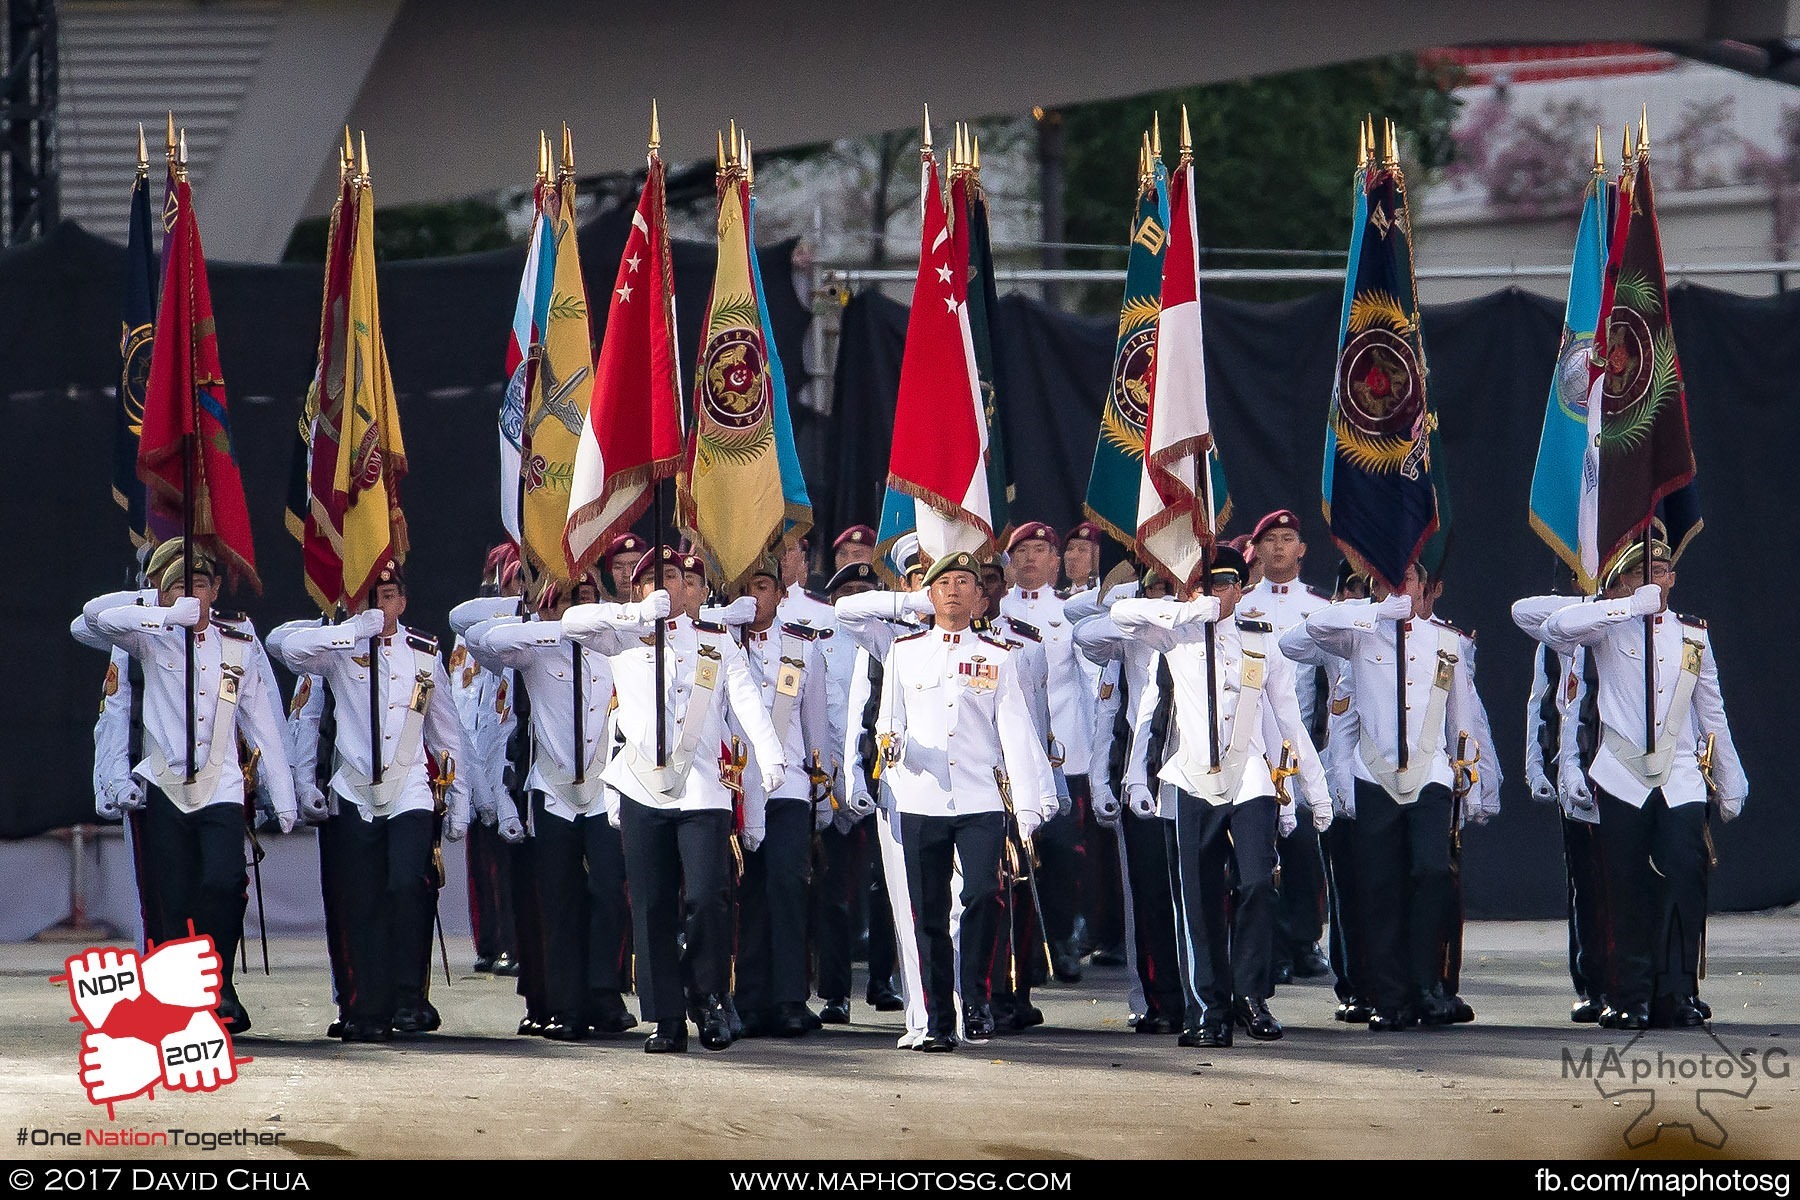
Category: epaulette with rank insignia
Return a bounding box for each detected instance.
[406,630,439,654]
[1429,616,1474,641]
[804,588,829,605]
[978,634,1012,652]
[694,618,727,635]
[893,627,931,645]
[1236,618,1273,634]
[1005,618,1042,642]
[217,623,254,642]
[781,621,823,642]
[1305,584,1330,602]
[1678,613,1707,630]
[212,609,249,625]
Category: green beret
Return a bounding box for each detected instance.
[922,551,982,588]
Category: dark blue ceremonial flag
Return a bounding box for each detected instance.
[1324,163,1437,592]
[114,171,159,545]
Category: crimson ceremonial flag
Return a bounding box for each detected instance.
[137,172,259,592]
[293,173,356,612]
[1591,152,1698,576]
[565,152,683,576]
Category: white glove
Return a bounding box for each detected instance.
[297,782,331,823]
[1016,807,1044,841]
[167,596,204,628]
[159,1009,238,1093]
[1278,803,1298,837]
[759,762,787,795]
[1559,764,1594,811]
[1091,786,1122,827]
[1718,793,1745,823]
[1126,784,1157,820]
[845,788,877,820]
[1312,800,1333,833]
[814,799,836,832]
[901,591,935,617]
[741,827,765,854]
[605,795,622,830]
[117,781,146,812]
[79,1030,162,1106]
[497,803,526,844]
[1528,771,1557,803]
[718,595,759,626]
[445,813,469,843]
[351,607,387,639]
[832,808,858,836]
[1042,790,1062,822]
[1375,592,1413,622]
[1628,584,1663,616]
[60,947,142,1031]
[96,790,124,821]
[636,590,672,623]
[140,935,223,1011]
[1332,785,1357,820]
[276,807,297,835]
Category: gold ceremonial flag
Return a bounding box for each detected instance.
[521,159,593,583]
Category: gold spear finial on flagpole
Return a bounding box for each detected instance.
[922,103,932,154]
[1594,124,1605,175]
[537,130,548,181]
[649,99,660,154]
[1179,104,1192,159]
[165,112,176,163]
[1621,126,1632,171]
[560,122,574,175]
[1383,117,1398,166]
[1152,111,1162,159]
[973,133,982,174]
[136,123,148,177]
[744,136,754,185]
[1139,131,1150,180]
[1357,118,1369,169]
[728,118,738,166]
[1638,103,1649,156]
[716,129,726,172]
[342,125,354,179]
[175,128,188,181]
[358,130,369,184]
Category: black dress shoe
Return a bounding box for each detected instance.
[1051,938,1084,983]
[1447,995,1476,1024]
[1614,1004,1652,1031]
[584,992,640,1035]
[698,995,735,1050]
[1571,1000,1604,1024]
[216,994,252,1036]
[1691,995,1713,1020]
[490,952,520,977]
[1598,1005,1622,1029]
[517,1015,546,1037]
[1334,1001,1373,1023]
[1197,1018,1234,1048]
[1135,1015,1176,1035]
[1292,944,1332,978]
[1415,986,1457,1027]
[1008,1001,1045,1031]
[724,995,746,1039]
[1651,996,1706,1028]
[1368,1008,1416,1032]
[644,1023,689,1054]
[819,999,852,1025]
[1272,961,1295,986]
[391,1000,441,1035]
[472,955,496,973]
[1177,1024,1206,1047]
[1090,945,1128,967]
[866,983,905,1012]
[1234,997,1284,1041]
[774,1002,814,1038]
[326,1019,346,1039]
[540,1017,586,1041]
[737,1009,773,1039]
[963,1003,996,1040]
[917,1035,957,1053]
[339,1018,391,1043]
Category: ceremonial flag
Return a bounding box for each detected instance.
[1529,160,1609,590]
[1323,127,1437,593]
[501,152,553,551]
[1135,120,1217,591]
[749,176,812,548]
[291,154,356,612]
[1591,144,1699,578]
[565,139,683,577]
[882,128,992,563]
[519,142,591,583]
[115,152,159,547]
[678,131,790,586]
[954,131,1014,541]
[137,156,259,592]
[1320,146,1369,515]
[333,161,408,609]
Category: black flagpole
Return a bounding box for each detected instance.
[1396,588,1409,773]
[654,479,667,766]
[1642,525,1656,753]
[182,431,197,783]
[1197,455,1221,770]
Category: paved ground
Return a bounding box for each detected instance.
[3,914,1797,1160]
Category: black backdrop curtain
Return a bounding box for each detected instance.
[816,285,1799,920]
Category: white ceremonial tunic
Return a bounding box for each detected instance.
[875,624,1056,821]
[563,606,785,814]
[271,621,470,827]
[465,614,616,821]
[1001,585,1093,775]
[1277,618,1360,814]
[1238,576,1329,732]
[449,597,524,819]
[1542,598,1746,809]
[732,622,831,832]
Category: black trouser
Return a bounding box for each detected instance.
[622,801,733,1028]
[1274,820,1327,964]
[1350,780,1455,1016]
[466,817,516,963]
[125,808,169,949]
[1323,817,1366,1004]
[1163,819,1190,1013]
[865,824,898,995]
[900,810,1007,1038]
[139,790,247,997]
[1121,807,1183,1020]
[508,790,550,1018]
[735,798,814,1016]
[1173,793,1279,1015]
[1595,787,1706,1012]
[814,820,861,1003]
[1087,817,1125,952]
[532,794,630,1023]
[318,811,356,1015]
[1034,775,1086,953]
[338,808,436,1023]
[1563,814,1610,1005]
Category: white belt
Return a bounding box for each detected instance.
[338,646,437,816]
[145,637,247,812]
[1359,630,1455,804]
[617,637,724,799]
[1600,636,1704,790]
[1173,629,1269,804]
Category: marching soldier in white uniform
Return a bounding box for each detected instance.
[728,556,833,1038]
[83,541,297,1034]
[1296,560,1486,1031]
[564,546,787,1053]
[876,551,1057,1052]
[1541,540,1745,1029]
[465,570,625,1041]
[271,561,477,1042]
[1112,546,1331,1047]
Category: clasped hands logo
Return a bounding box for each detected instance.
[50,927,251,1117]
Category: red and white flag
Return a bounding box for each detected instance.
[564,153,683,576]
[884,148,991,560]
[1135,152,1215,590]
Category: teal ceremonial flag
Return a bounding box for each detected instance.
[1321,161,1369,520]
[749,191,813,546]
[1529,170,1608,590]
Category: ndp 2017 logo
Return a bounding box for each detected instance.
[50,929,251,1117]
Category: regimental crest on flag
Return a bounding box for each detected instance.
[1555,327,1595,423]
[698,326,773,452]
[1102,322,1157,458]
[1596,284,1673,451]
[1335,290,1428,480]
